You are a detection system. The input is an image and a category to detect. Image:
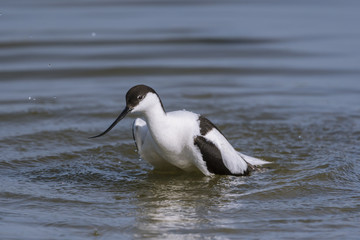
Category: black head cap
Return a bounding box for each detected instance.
[126,84,165,111]
[126,85,156,109]
[89,85,164,139]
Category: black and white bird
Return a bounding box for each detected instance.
[90,85,269,176]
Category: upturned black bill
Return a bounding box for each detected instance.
[89,107,131,139]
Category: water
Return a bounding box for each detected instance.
[1,0,360,239]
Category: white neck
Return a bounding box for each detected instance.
[140,95,170,149]
[143,101,166,124]
[144,101,167,138]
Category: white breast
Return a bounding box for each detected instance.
[141,110,201,172]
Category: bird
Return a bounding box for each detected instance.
[90,84,269,176]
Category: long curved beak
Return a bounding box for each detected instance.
[89,107,131,139]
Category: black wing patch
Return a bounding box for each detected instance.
[194,135,251,176]
[196,116,251,176]
[194,135,232,175]
[198,115,224,136]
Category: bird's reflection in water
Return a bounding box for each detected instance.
[134,171,247,238]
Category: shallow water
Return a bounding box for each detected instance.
[1,0,360,239]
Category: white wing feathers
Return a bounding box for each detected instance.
[204,128,269,175]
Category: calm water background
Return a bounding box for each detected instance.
[1,0,360,239]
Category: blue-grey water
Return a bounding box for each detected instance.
[1,0,360,239]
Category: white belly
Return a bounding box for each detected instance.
[133,116,200,173]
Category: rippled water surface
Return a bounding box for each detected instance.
[1,0,360,239]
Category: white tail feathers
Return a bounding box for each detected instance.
[238,153,270,166]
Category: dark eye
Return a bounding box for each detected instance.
[137,95,144,100]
